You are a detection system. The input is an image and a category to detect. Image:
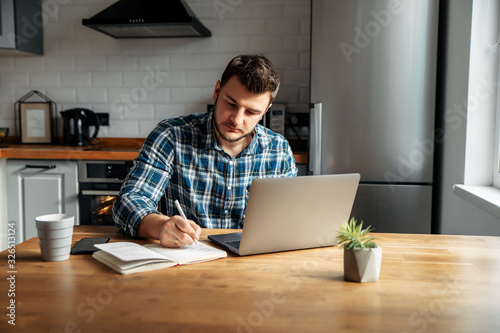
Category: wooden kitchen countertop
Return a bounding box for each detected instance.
[0,138,309,163]
[0,138,145,161]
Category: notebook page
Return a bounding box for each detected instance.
[144,242,227,264]
[95,242,168,261]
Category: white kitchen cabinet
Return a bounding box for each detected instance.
[6,160,78,244]
[0,159,8,251]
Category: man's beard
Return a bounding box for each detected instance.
[212,99,252,144]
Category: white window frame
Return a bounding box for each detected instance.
[453,0,500,220]
[493,55,500,189]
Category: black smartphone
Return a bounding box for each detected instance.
[70,237,110,255]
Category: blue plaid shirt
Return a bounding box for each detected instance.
[113,111,297,238]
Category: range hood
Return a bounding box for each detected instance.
[82,0,211,38]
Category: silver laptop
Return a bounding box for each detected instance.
[208,173,360,256]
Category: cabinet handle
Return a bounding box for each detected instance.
[25,164,56,169]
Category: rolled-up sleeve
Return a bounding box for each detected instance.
[112,123,175,238]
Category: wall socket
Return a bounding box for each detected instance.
[96,113,109,126]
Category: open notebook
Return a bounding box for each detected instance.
[92,241,227,274]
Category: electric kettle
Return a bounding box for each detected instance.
[60,108,100,146]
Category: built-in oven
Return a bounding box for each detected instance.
[78,160,134,225]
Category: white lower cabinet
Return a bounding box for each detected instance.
[6,160,79,244]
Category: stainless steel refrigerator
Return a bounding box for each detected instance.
[309,0,440,233]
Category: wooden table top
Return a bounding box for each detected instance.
[1,226,500,332]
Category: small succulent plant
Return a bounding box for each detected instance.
[336,217,378,250]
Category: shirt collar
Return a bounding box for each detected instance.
[200,110,217,151]
[201,110,271,157]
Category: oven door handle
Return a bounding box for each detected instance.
[81,190,120,196]
[25,164,56,169]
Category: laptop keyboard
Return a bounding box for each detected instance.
[226,240,240,249]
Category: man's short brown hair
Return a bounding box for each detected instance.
[220,54,280,103]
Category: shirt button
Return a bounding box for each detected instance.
[228,185,232,190]
[229,161,233,165]
[225,210,228,214]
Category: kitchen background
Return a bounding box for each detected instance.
[0,0,311,137]
[1,0,500,244]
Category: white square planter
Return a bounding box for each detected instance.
[343,246,382,283]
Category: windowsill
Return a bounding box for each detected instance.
[453,184,500,219]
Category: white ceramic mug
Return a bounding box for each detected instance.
[35,214,74,261]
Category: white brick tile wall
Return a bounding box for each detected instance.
[170,55,202,71]
[45,56,75,71]
[153,40,187,54]
[31,72,60,88]
[121,40,154,54]
[89,39,122,55]
[1,73,30,88]
[218,37,252,53]
[283,70,309,87]
[186,71,219,86]
[45,22,76,39]
[137,88,170,104]
[154,71,186,88]
[201,54,233,70]
[44,41,60,55]
[251,4,283,19]
[0,0,311,138]
[60,38,90,55]
[284,36,310,53]
[76,88,107,104]
[91,72,122,88]
[184,38,219,54]
[230,20,267,36]
[155,104,187,119]
[139,120,161,135]
[123,71,157,87]
[107,120,139,137]
[106,56,137,71]
[123,105,154,120]
[284,3,311,18]
[267,19,301,36]
[58,5,90,22]
[0,58,14,71]
[46,88,76,104]
[13,57,45,71]
[185,103,209,115]
[0,89,15,102]
[75,55,106,70]
[61,72,91,87]
[138,56,169,71]
[170,87,205,104]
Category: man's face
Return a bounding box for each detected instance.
[212,76,272,144]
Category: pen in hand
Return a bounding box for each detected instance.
[174,200,198,247]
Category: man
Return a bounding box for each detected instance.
[113,54,298,248]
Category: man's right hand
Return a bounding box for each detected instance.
[159,215,201,248]
[138,213,201,248]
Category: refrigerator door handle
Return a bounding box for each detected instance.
[309,103,322,175]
